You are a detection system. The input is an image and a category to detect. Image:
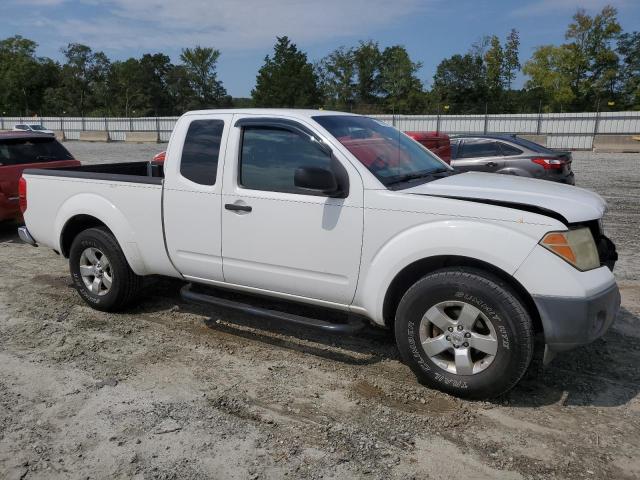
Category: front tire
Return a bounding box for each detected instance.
[69,227,142,312]
[395,268,534,399]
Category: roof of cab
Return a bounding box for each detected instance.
[183,108,356,119]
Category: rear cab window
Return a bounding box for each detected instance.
[0,137,73,165]
[180,119,225,186]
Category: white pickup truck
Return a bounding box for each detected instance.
[18,109,620,399]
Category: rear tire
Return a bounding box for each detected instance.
[69,227,142,311]
[394,267,534,399]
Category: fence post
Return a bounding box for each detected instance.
[536,100,542,135]
[593,99,601,137]
[0,117,3,130]
[155,117,160,142]
[483,103,488,134]
[129,117,133,131]
[82,117,86,131]
[104,117,109,140]
[436,104,441,134]
[60,117,63,136]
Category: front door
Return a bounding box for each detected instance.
[220,118,364,306]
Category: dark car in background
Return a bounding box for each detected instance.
[450,135,575,184]
[0,132,79,221]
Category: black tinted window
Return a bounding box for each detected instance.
[180,120,224,185]
[0,137,73,165]
[460,140,501,158]
[240,127,332,195]
[511,136,556,154]
[499,142,523,156]
[450,139,461,159]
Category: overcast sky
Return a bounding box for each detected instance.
[3,0,639,97]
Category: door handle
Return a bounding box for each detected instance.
[486,162,498,168]
[225,203,252,212]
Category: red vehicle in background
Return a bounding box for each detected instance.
[152,150,166,164]
[404,131,451,164]
[1,132,79,222]
[152,131,452,165]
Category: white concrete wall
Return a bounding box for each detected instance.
[2,112,639,150]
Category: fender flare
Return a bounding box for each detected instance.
[55,193,148,275]
[354,219,541,325]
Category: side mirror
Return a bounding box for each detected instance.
[294,166,340,195]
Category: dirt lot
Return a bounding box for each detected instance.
[1,144,639,479]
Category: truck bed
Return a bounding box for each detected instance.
[21,160,177,277]
[23,161,164,185]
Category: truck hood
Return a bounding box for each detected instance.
[402,172,606,224]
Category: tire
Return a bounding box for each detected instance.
[69,227,142,312]
[394,267,534,399]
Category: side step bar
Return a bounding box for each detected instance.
[180,283,366,333]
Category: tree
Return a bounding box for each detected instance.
[523,45,576,110]
[252,36,320,108]
[139,53,175,115]
[353,40,382,107]
[470,35,491,60]
[523,6,622,111]
[503,29,521,90]
[166,65,195,115]
[48,43,111,116]
[0,35,60,115]
[484,35,504,96]
[378,45,424,113]
[432,54,487,112]
[565,6,621,105]
[617,32,640,108]
[109,58,148,116]
[180,46,228,109]
[316,46,357,110]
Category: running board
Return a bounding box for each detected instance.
[180,283,366,333]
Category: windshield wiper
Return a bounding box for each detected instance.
[385,169,449,186]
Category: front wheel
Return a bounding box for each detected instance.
[69,227,142,312]
[395,268,534,399]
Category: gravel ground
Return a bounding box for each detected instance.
[0,143,639,480]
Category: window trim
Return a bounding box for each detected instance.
[236,123,347,198]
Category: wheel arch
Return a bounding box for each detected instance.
[58,212,147,276]
[60,214,111,257]
[382,255,543,335]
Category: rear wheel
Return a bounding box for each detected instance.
[394,268,534,399]
[69,227,142,311]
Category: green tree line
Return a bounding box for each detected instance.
[0,5,637,117]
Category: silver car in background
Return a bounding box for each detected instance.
[13,123,55,136]
[450,135,575,184]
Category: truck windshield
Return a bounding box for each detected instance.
[313,115,449,187]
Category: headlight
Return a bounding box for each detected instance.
[540,227,600,271]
